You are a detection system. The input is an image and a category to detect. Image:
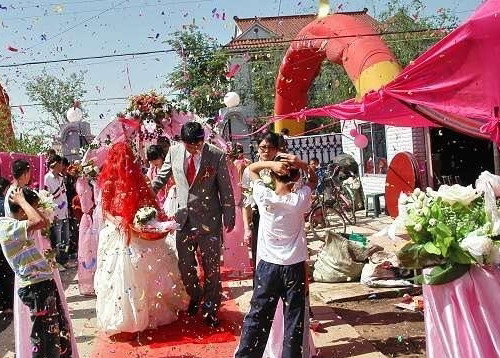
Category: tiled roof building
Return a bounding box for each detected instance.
[226,9,380,52]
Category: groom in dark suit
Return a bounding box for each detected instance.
[152,121,235,327]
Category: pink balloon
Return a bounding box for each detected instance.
[354,134,369,149]
[349,128,359,137]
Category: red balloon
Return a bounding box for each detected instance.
[354,134,369,149]
[349,128,359,137]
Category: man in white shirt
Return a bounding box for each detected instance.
[44,155,71,268]
[241,132,280,270]
[235,154,317,358]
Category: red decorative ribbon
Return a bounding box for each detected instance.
[480,117,500,144]
[118,117,141,129]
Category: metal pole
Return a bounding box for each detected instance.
[423,127,434,188]
[227,117,232,142]
[494,144,500,175]
[493,107,500,175]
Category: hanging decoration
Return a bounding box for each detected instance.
[120,90,175,140]
[223,91,240,108]
[354,134,369,149]
[66,101,83,122]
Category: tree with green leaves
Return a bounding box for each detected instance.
[165,25,231,118]
[379,0,458,67]
[0,114,50,154]
[25,70,87,131]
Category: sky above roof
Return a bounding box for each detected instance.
[0,0,482,136]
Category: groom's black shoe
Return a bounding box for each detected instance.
[187,299,200,316]
[204,315,220,328]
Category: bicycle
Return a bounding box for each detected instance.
[306,164,359,234]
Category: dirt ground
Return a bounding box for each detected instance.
[330,297,426,358]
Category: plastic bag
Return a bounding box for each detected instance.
[163,185,177,218]
[475,171,500,235]
[361,250,413,287]
[313,231,372,283]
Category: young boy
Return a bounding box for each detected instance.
[235,154,317,358]
[0,188,71,358]
[44,154,71,269]
[3,159,31,217]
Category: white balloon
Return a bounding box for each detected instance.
[223,92,240,108]
[66,107,83,122]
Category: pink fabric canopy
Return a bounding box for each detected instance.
[280,0,500,143]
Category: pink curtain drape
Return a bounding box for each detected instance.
[76,177,98,295]
[222,161,251,275]
[423,266,500,358]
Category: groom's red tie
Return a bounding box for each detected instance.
[186,155,196,186]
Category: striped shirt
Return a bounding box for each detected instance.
[0,217,53,288]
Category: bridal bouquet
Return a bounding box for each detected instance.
[81,160,99,180]
[36,189,56,225]
[36,190,58,267]
[397,184,500,284]
[134,207,158,226]
[132,206,179,241]
[243,169,274,207]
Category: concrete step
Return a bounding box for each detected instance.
[310,294,387,358]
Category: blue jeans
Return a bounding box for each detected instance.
[235,260,307,358]
[50,219,70,265]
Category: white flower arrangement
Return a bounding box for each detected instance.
[243,169,275,207]
[459,232,494,264]
[133,206,158,226]
[396,182,500,284]
[80,160,99,180]
[36,189,56,224]
[435,184,480,207]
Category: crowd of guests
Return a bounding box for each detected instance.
[0,154,80,357]
[0,125,320,358]
[0,154,82,308]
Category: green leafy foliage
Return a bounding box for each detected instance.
[379,0,458,68]
[25,70,87,131]
[396,185,498,284]
[0,118,50,155]
[407,196,488,256]
[165,25,231,118]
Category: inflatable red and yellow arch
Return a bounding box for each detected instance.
[274,13,401,135]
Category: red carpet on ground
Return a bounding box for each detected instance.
[91,281,246,358]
